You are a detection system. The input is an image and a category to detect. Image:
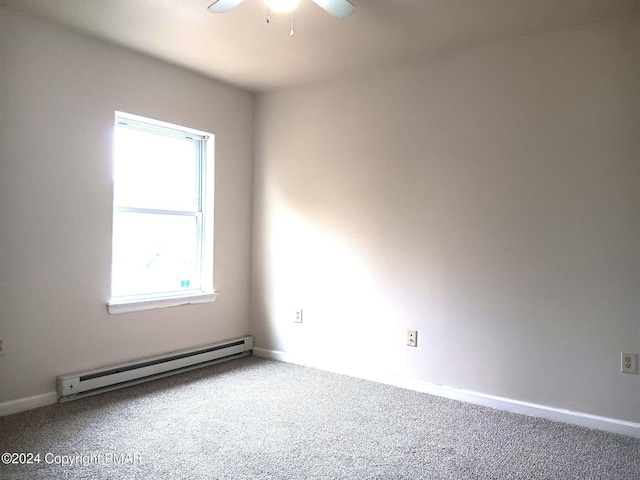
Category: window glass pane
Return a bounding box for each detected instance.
[111,212,201,298]
[114,126,199,212]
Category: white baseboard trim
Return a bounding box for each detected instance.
[0,392,57,417]
[252,347,640,439]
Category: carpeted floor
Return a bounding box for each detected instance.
[0,355,638,479]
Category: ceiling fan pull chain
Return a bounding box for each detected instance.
[266,5,271,23]
[290,8,295,36]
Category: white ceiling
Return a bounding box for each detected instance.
[2,0,639,92]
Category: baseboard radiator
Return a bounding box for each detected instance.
[57,336,253,403]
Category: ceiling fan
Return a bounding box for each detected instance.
[207,0,356,19]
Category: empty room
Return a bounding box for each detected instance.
[0,0,639,478]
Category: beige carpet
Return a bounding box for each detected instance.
[1,355,639,479]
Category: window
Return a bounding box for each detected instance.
[108,112,216,314]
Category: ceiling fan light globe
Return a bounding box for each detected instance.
[265,0,300,13]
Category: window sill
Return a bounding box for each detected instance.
[107,293,218,315]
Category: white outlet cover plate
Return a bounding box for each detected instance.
[407,330,417,347]
[621,352,637,374]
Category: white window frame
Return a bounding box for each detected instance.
[107,112,217,314]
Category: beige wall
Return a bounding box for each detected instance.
[2,5,639,425]
[0,8,254,402]
[252,16,640,422]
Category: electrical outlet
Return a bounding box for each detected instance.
[407,330,417,347]
[621,353,637,374]
[0,336,5,356]
[295,309,303,323]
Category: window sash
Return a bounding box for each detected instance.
[113,124,204,213]
[111,210,204,299]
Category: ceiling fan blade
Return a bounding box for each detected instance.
[207,0,246,14]
[311,0,356,18]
